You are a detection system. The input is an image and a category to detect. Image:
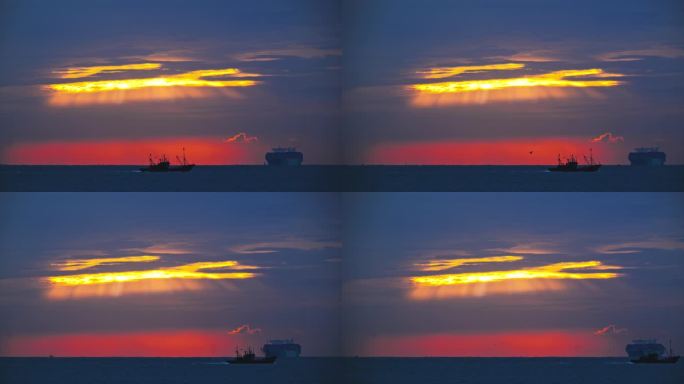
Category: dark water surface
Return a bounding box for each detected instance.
[1,357,682,384]
[1,165,683,191]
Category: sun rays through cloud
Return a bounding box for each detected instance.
[409,255,622,299]
[45,63,261,106]
[409,63,624,106]
[46,256,261,299]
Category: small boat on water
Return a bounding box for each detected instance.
[226,347,277,365]
[626,339,680,364]
[548,149,601,172]
[141,148,195,172]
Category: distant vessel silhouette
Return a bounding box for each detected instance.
[629,147,666,166]
[226,346,277,364]
[262,339,301,358]
[626,339,679,364]
[265,147,303,166]
[141,148,195,172]
[548,150,601,172]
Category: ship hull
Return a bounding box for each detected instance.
[262,341,302,358]
[226,356,277,364]
[548,165,601,172]
[631,356,680,364]
[265,152,303,166]
[140,164,195,172]
[629,152,666,166]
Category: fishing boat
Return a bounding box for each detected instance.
[548,149,601,172]
[140,148,195,172]
[226,346,277,364]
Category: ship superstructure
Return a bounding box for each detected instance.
[265,148,303,166]
[262,339,301,358]
[626,339,679,364]
[628,147,666,166]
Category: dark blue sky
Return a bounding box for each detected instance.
[342,0,684,164]
[342,193,684,356]
[0,0,341,163]
[2,0,682,164]
[0,193,341,356]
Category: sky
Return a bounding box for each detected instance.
[0,192,682,357]
[0,193,341,357]
[342,0,684,164]
[1,0,682,165]
[341,193,684,356]
[0,0,341,164]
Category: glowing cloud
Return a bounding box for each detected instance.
[45,64,261,106]
[409,63,623,106]
[411,260,621,287]
[48,260,259,287]
[53,255,160,271]
[56,63,162,79]
[417,63,524,79]
[591,132,624,143]
[225,132,259,143]
[415,256,522,272]
[411,68,622,94]
[48,68,258,94]
[231,239,342,254]
[594,324,627,336]
[597,46,684,62]
[227,324,262,335]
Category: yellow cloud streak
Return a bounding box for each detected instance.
[53,255,160,271]
[411,261,620,286]
[417,63,525,79]
[47,68,259,94]
[416,256,523,271]
[48,260,259,286]
[410,68,622,94]
[57,63,162,79]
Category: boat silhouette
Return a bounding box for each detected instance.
[226,346,277,364]
[141,148,195,172]
[626,339,680,364]
[548,149,601,172]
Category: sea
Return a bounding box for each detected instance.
[1,165,683,191]
[1,357,682,384]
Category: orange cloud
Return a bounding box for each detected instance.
[411,261,621,287]
[591,132,624,143]
[415,256,522,272]
[48,260,259,287]
[225,132,259,143]
[55,63,162,79]
[45,64,260,105]
[227,324,262,335]
[417,63,524,79]
[52,255,160,271]
[409,64,623,106]
[409,256,621,299]
[594,324,627,336]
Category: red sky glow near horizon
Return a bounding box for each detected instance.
[2,138,258,165]
[362,330,615,357]
[368,138,623,165]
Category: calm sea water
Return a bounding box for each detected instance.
[1,165,682,191]
[1,357,682,384]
